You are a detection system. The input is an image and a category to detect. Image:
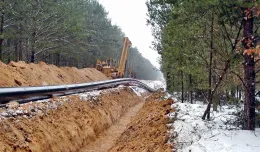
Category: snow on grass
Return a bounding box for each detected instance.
[170,101,260,152]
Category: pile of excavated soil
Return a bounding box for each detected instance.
[0,61,108,87]
[0,88,141,152]
[108,91,174,152]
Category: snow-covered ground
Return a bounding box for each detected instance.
[170,100,260,152]
[140,80,166,90]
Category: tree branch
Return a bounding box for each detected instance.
[202,59,230,120]
[230,71,248,91]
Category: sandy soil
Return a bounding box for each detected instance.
[0,61,108,87]
[79,91,174,152]
[0,89,173,152]
[79,101,146,152]
[108,91,174,152]
[0,61,173,152]
[0,88,141,152]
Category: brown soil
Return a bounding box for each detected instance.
[0,61,108,87]
[108,92,174,152]
[80,100,146,152]
[79,91,174,152]
[0,61,174,152]
[0,88,142,152]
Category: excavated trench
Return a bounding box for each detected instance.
[79,101,146,152]
[0,62,173,152]
[0,89,173,152]
[0,87,141,152]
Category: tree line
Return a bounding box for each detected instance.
[0,0,161,80]
[147,0,260,130]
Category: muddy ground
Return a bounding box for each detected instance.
[0,61,108,87]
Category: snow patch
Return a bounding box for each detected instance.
[170,101,260,152]
[0,86,127,118]
[129,86,148,96]
[141,80,166,90]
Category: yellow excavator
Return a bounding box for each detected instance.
[96,58,117,78]
[96,37,132,79]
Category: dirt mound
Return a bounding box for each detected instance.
[0,88,141,152]
[0,61,108,87]
[108,91,174,152]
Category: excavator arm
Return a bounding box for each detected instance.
[117,37,132,78]
[96,37,132,79]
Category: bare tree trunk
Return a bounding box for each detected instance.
[15,40,18,61]
[242,7,255,130]
[202,60,230,120]
[211,13,218,111]
[19,21,23,61]
[56,53,60,66]
[189,74,193,104]
[166,66,171,91]
[181,70,184,103]
[25,38,29,62]
[7,39,10,63]
[206,10,214,117]
[30,31,36,63]
[19,39,22,60]
[0,0,4,61]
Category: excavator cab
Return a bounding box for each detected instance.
[95,37,132,79]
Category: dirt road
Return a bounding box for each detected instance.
[80,101,145,152]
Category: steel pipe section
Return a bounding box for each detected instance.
[0,78,156,104]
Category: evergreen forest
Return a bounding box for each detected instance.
[147,0,260,130]
[0,0,162,80]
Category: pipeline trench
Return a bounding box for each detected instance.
[0,62,173,152]
[0,87,173,152]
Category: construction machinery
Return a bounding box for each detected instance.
[96,58,118,78]
[96,37,132,79]
[117,37,132,78]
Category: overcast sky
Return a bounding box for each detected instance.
[98,0,160,69]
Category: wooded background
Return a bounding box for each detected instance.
[0,0,162,80]
[146,0,260,130]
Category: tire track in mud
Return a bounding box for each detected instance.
[79,101,145,152]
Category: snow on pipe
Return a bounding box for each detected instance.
[0,78,156,105]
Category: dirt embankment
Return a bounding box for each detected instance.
[0,61,174,152]
[0,61,108,87]
[108,92,174,152]
[0,88,141,152]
